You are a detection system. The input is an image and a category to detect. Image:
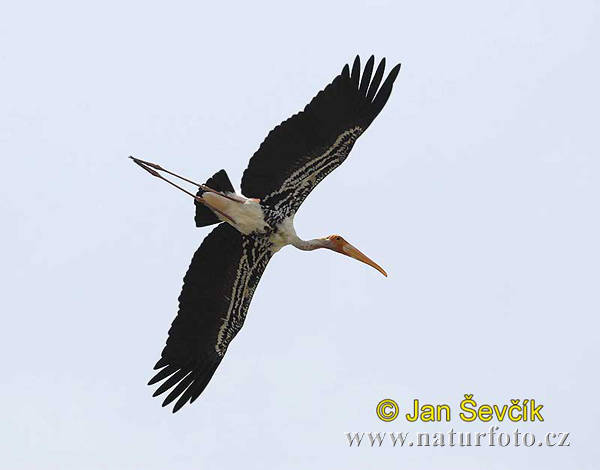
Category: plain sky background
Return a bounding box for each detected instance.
[1,1,599,469]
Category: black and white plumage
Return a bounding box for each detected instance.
[134,55,401,412]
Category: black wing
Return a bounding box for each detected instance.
[148,224,273,412]
[241,55,401,221]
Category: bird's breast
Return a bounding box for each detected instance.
[268,215,298,253]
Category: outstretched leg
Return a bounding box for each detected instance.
[130,156,242,203]
[130,156,237,224]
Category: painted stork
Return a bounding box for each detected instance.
[131,55,401,412]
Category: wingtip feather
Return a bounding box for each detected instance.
[341,64,350,78]
[172,397,190,413]
[148,365,178,385]
[154,357,169,370]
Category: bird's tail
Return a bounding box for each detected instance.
[194,170,236,227]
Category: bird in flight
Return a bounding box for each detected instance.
[131,55,401,412]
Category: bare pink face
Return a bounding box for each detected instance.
[325,235,387,277]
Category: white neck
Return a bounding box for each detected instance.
[290,237,327,251]
[270,215,328,253]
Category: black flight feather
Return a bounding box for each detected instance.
[194,169,235,227]
[240,55,401,212]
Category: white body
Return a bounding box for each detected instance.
[201,193,302,253]
[202,192,268,236]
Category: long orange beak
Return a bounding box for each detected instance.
[341,243,388,277]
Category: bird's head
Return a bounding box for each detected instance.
[324,235,387,277]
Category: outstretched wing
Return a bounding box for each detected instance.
[148,224,273,412]
[241,55,401,221]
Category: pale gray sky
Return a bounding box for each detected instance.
[1,1,599,469]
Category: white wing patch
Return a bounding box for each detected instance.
[213,128,363,356]
[263,127,363,218]
[215,237,272,356]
